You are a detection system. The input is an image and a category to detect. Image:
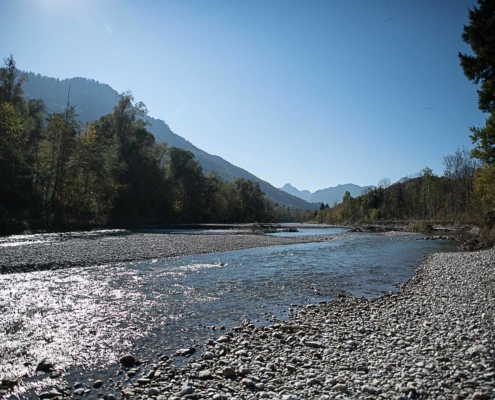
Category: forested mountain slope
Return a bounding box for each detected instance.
[23,73,317,210]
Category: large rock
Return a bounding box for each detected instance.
[119,355,136,368]
[1,379,17,388]
[36,359,55,373]
[467,345,488,357]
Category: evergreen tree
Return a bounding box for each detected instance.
[0,55,27,108]
[459,0,495,164]
[459,0,495,114]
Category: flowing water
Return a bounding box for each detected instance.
[0,229,456,398]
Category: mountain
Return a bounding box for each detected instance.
[281,183,312,201]
[22,73,318,210]
[281,183,374,205]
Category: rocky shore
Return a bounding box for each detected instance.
[21,246,493,400]
[0,232,340,274]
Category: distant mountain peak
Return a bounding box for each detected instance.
[281,182,374,205]
[282,183,298,190]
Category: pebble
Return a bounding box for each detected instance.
[39,390,62,399]
[180,382,195,396]
[198,370,212,379]
[222,367,236,377]
[175,347,196,357]
[241,378,254,388]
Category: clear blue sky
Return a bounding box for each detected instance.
[0,0,486,191]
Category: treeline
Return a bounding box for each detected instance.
[314,148,484,224]
[0,56,303,234]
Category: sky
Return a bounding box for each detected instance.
[0,0,487,192]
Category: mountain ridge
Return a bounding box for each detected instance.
[281,182,374,205]
[22,72,319,211]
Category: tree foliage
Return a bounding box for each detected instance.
[459,0,495,114]
[0,55,27,108]
[459,0,495,165]
[470,113,495,165]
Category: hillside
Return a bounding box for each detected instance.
[22,73,317,210]
[281,182,373,205]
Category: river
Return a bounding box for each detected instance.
[0,228,456,398]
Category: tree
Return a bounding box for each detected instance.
[470,114,495,164]
[0,55,27,108]
[91,94,168,224]
[67,123,122,224]
[0,56,29,208]
[224,179,270,222]
[377,177,391,189]
[203,172,227,222]
[459,0,495,164]
[41,93,81,225]
[0,102,29,223]
[443,147,481,217]
[459,0,495,114]
[474,165,495,219]
[111,92,148,155]
[166,147,205,222]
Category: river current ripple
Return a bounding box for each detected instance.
[0,229,456,398]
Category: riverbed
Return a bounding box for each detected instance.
[0,228,456,398]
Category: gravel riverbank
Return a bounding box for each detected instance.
[0,232,339,274]
[41,247,493,400]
